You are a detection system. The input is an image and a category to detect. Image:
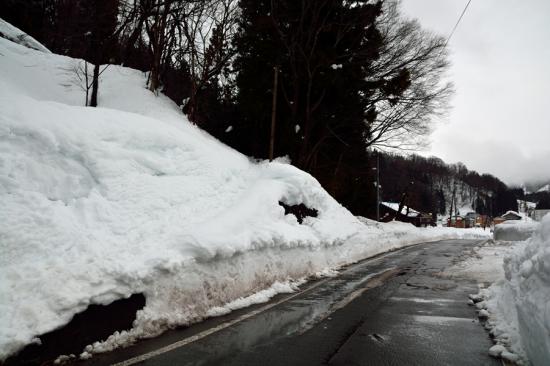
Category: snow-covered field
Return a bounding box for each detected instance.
[449,216,550,365]
[0,26,490,361]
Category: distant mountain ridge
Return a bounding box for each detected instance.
[377,153,519,219]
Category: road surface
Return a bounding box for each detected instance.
[81,239,499,366]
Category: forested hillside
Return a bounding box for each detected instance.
[376,153,520,219]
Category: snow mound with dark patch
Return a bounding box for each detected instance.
[0,27,490,361]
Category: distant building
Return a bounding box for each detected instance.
[517,199,536,218]
[447,212,489,228]
[380,202,434,227]
[494,210,523,225]
[501,211,522,221]
[464,212,486,228]
[447,215,465,228]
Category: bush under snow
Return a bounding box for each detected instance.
[0,29,490,361]
[479,213,550,365]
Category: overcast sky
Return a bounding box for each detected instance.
[401,0,550,187]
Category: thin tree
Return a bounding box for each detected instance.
[365,0,453,150]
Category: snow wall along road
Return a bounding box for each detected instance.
[0,30,490,361]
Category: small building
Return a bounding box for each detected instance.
[464,212,479,228]
[380,202,435,227]
[447,215,465,228]
[493,217,506,225]
[517,200,536,218]
[501,211,522,221]
[494,211,523,225]
[477,214,490,228]
[448,212,490,228]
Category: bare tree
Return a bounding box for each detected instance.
[72,60,111,106]
[366,0,453,150]
[118,0,238,116]
[142,0,176,92]
[176,0,239,121]
[267,0,375,169]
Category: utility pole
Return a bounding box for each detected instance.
[372,150,380,221]
[376,151,380,222]
[448,182,456,227]
[269,66,279,161]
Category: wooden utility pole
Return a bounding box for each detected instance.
[269,66,279,161]
[376,151,380,221]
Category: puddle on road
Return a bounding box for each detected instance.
[179,266,399,363]
[390,297,460,304]
[412,315,475,325]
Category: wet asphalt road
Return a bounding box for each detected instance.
[81,239,500,366]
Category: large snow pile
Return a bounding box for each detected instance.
[478,213,550,365]
[494,220,539,241]
[0,29,490,361]
[0,18,50,53]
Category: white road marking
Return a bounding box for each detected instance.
[112,264,376,365]
[111,239,482,366]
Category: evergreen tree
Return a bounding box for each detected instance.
[233,0,404,209]
[475,196,487,215]
[494,188,519,216]
[536,194,550,209]
[437,189,446,215]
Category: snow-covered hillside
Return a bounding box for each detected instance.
[432,175,481,215]
[0,26,490,361]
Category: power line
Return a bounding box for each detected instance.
[444,0,473,47]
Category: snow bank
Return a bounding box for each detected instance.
[494,220,539,241]
[478,214,550,365]
[0,34,490,361]
[0,18,50,53]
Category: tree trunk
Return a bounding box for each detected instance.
[269,66,279,161]
[90,62,100,107]
[149,61,159,92]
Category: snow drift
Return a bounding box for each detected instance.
[0,18,50,54]
[493,220,539,241]
[479,213,550,365]
[0,27,490,361]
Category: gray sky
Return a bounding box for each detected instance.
[401,0,550,187]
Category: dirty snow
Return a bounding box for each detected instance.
[0,30,490,361]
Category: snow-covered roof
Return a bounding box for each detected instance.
[456,206,474,216]
[381,202,420,217]
[501,211,523,220]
